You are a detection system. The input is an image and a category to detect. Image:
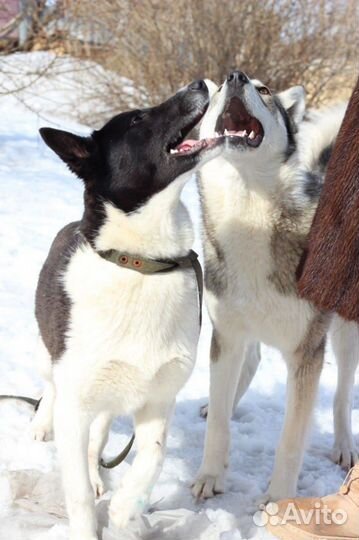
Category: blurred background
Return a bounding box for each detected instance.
[0,0,358,126]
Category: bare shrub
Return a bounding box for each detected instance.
[69,0,358,109]
[0,0,65,53]
[0,0,358,123]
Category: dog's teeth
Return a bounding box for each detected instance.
[238,130,246,137]
[170,149,179,154]
[224,129,229,136]
[249,130,255,140]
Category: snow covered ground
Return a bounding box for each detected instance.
[0,53,358,540]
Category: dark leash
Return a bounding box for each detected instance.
[100,434,136,469]
[0,395,42,410]
[0,249,203,469]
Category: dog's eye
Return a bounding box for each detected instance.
[130,113,145,126]
[218,85,223,93]
[258,86,270,96]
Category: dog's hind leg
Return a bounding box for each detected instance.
[267,342,325,501]
[330,316,359,469]
[31,336,56,441]
[109,398,174,529]
[200,341,261,419]
[54,388,97,540]
[192,328,247,499]
[88,410,113,497]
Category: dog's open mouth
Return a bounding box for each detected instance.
[169,137,220,156]
[167,109,221,157]
[215,96,264,148]
[167,96,264,157]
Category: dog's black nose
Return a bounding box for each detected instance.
[188,80,207,91]
[227,71,248,86]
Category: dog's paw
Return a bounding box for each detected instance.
[109,490,146,529]
[265,482,296,503]
[256,491,273,508]
[199,404,208,419]
[332,440,359,470]
[191,471,225,500]
[110,504,133,529]
[89,467,105,498]
[30,419,53,442]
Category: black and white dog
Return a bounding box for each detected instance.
[192,72,358,501]
[31,81,222,540]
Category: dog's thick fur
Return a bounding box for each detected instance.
[192,72,359,502]
[298,76,359,320]
[31,81,220,540]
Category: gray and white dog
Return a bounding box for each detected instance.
[192,72,359,501]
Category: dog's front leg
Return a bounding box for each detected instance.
[267,347,324,501]
[88,410,113,497]
[54,393,97,540]
[192,330,246,499]
[330,316,359,468]
[109,399,174,529]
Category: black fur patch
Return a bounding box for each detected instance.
[303,143,333,202]
[35,222,84,361]
[273,96,297,161]
[80,191,106,248]
[318,143,333,173]
[304,171,323,201]
[204,254,227,295]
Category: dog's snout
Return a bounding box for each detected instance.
[227,70,248,86]
[188,80,207,92]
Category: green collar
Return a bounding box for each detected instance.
[98,249,195,274]
[97,248,203,326]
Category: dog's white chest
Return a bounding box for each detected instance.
[202,176,314,350]
[60,246,199,412]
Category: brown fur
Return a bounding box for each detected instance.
[295,312,331,364]
[298,76,359,321]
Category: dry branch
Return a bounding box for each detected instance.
[0,0,358,123]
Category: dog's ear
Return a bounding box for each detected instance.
[39,127,95,177]
[277,86,306,126]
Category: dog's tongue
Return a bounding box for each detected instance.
[176,139,197,152]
